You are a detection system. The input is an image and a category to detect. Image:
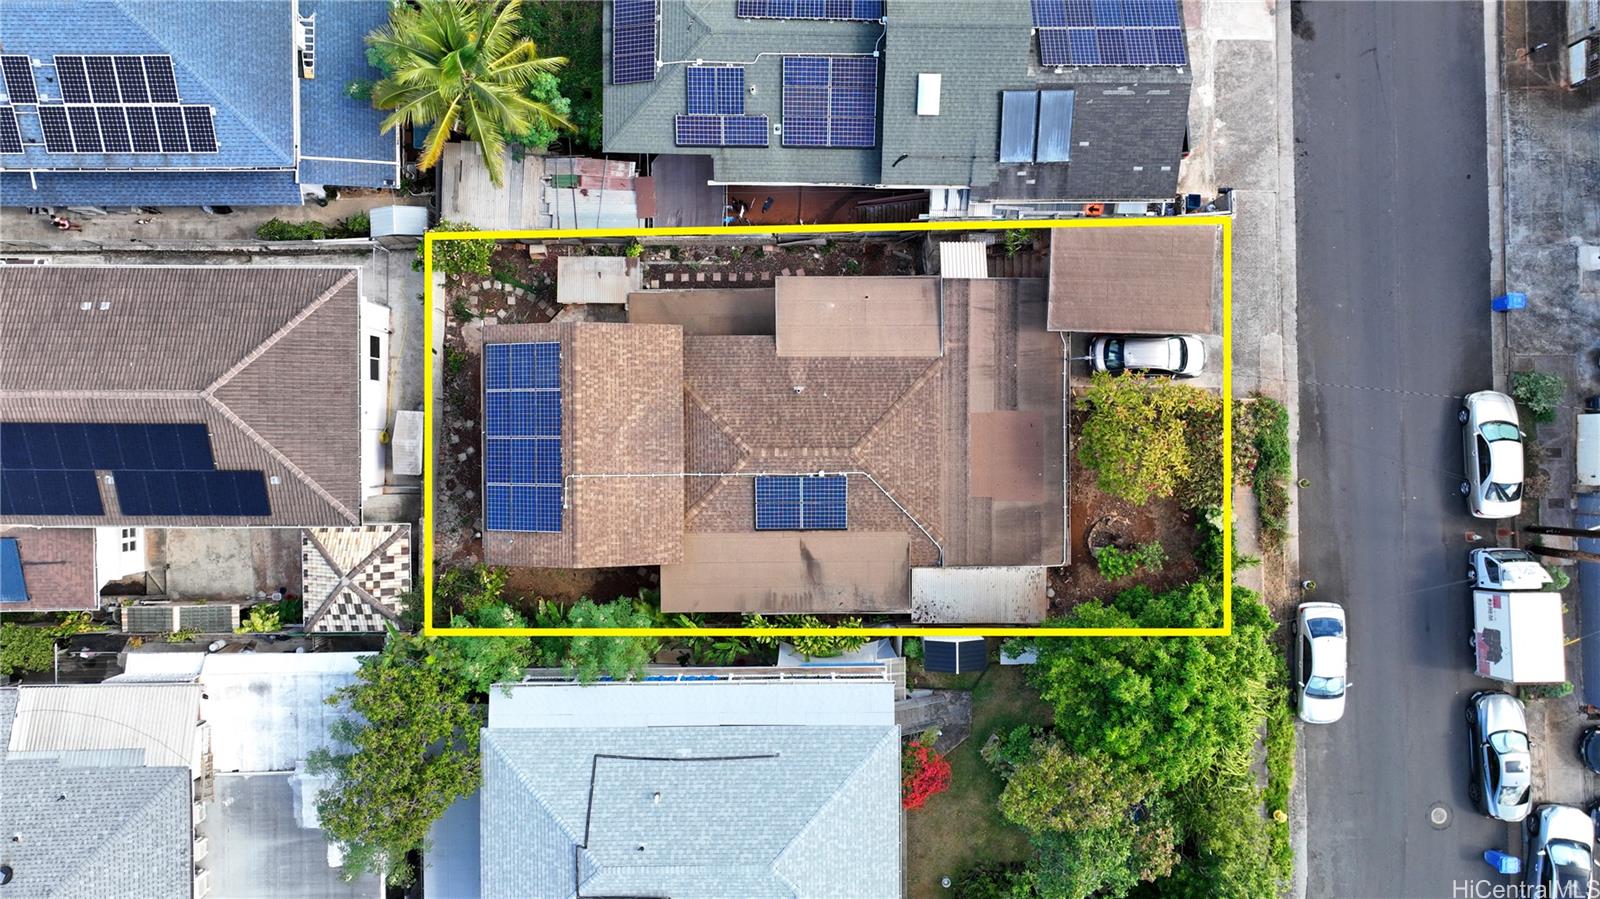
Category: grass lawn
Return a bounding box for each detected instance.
[904,665,1055,899]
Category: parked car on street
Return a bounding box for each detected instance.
[1466,691,1532,822]
[1293,602,1348,724]
[1460,390,1525,519]
[1471,547,1554,590]
[1088,334,1205,378]
[1525,804,1595,896]
[1580,727,1600,776]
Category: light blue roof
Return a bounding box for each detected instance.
[0,0,397,206]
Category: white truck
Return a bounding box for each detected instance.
[1470,547,1554,591]
[1472,589,1566,684]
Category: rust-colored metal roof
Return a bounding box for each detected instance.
[482,322,684,568]
[0,266,363,526]
[1046,226,1219,334]
[0,527,97,612]
[774,276,942,357]
[660,531,911,613]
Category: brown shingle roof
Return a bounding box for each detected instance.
[0,266,362,526]
[1046,225,1219,334]
[774,276,942,357]
[482,323,684,568]
[0,527,97,612]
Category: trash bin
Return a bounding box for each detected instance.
[1492,292,1528,312]
[1483,849,1521,875]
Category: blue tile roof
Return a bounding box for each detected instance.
[0,0,398,206]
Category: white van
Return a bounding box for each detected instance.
[1578,410,1600,488]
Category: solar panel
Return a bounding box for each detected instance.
[0,469,105,516]
[1035,89,1075,162]
[114,56,149,103]
[154,105,187,152]
[674,114,769,147]
[97,106,132,153]
[998,90,1038,164]
[611,0,658,85]
[0,422,217,471]
[67,105,102,153]
[1033,0,1186,66]
[53,56,91,103]
[686,65,745,116]
[483,342,564,533]
[781,55,877,148]
[125,106,159,152]
[0,538,26,603]
[182,105,217,152]
[736,0,883,20]
[143,56,179,102]
[113,470,270,517]
[0,107,21,154]
[85,55,120,102]
[754,474,848,530]
[2,56,37,104]
[36,106,71,152]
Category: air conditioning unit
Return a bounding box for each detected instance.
[392,410,424,477]
[297,15,316,79]
[192,798,207,825]
[193,866,211,898]
[193,836,209,864]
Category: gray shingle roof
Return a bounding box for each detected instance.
[0,266,363,527]
[0,758,192,899]
[479,726,902,899]
[603,0,1190,199]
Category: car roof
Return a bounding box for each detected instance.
[1121,337,1178,369]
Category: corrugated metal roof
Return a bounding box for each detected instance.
[9,683,203,770]
[939,242,990,279]
[911,566,1048,624]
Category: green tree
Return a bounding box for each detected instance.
[1077,372,1222,505]
[561,596,662,683]
[430,220,493,277]
[516,0,603,151]
[308,632,482,887]
[436,564,510,617]
[1510,370,1566,423]
[1140,769,1278,899]
[998,738,1156,835]
[1028,583,1277,789]
[367,0,571,186]
[743,614,871,659]
[445,602,535,694]
[0,624,58,677]
[509,71,571,152]
[1023,798,1180,899]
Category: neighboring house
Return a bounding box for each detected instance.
[0,266,394,528]
[472,676,902,899]
[112,651,382,899]
[2,683,206,898]
[479,226,1218,621]
[602,0,1191,211]
[0,0,398,207]
[301,524,412,633]
[0,527,97,612]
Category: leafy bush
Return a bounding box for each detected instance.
[1004,228,1036,257]
[1526,680,1575,700]
[902,636,923,662]
[431,221,493,277]
[1547,566,1572,591]
[953,864,1031,899]
[624,240,644,258]
[1244,395,1292,546]
[901,742,952,810]
[1096,541,1166,581]
[0,624,58,676]
[436,565,509,617]
[981,724,1042,773]
[509,71,572,152]
[1511,370,1565,423]
[1077,372,1223,506]
[236,605,282,634]
[516,0,604,151]
[743,614,870,659]
[1263,663,1297,886]
[257,218,328,241]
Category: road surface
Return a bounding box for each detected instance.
[1292,2,1511,896]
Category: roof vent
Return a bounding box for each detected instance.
[79,301,91,311]
[297,15,317,79]
[917,73,941,116]
[268,475,282,486]
[652,791,662,805]
[98,301,110,311]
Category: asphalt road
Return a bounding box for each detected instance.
[1292,2,1510,896]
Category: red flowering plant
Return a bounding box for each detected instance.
[901,740,953,810]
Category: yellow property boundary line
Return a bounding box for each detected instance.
[422,215,1233,638]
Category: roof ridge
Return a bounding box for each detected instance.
[850,357,942,461]
[305,527,405,628]
[63,766,191,890]
[110,0,293,161]
[680,381,751,522]
[201,271,360,525]
[771,726,899,870]
[490,733,587,847]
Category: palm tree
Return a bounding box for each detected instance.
[368,0,572,186]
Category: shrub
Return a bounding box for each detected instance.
[742,614,870,659]
[0,624,58,676]
[1547,566,1571,591]
[508,71,572,152]
[1510,370,1565,424]
[953,864,1030,899]
[257,218,328,241]
[624,240,644,258]
[1003,228,1036,257]
[1077,372,1223,506]
[1095,541,1165,581]
[901,742,952,810]
[1246,395,1292,546]
[236,605,282,634]
[902,637,923,662]
[431,221,493,277]
[1527,680,1575,700]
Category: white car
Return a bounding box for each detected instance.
[1470,547,1553,591]
[1294,602,1348,724]
[1088,334,1205,378]
[1525,804,1594,896]
[1460,390,1525,519]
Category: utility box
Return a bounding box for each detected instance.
[1492,292,1528,312]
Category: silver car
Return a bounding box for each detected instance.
[1089,335,1205,378]
[1294,602,1348,724]
[1467,691,1532,822]
[1525,804,1595,896]
[1460,390,1525,519]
